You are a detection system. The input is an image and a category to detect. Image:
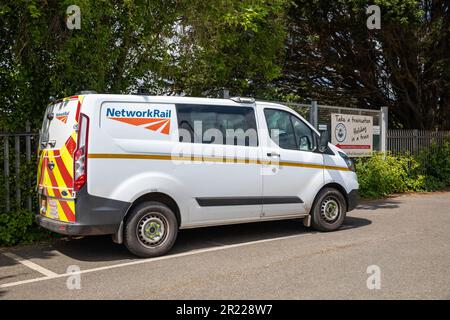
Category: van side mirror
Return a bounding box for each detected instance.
[318,131,330,153]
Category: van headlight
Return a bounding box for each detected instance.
[338,151,355,172]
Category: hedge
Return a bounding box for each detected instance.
[355,139,450,198]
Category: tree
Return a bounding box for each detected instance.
[0,0,181,130]
[0,0,287,130]
[274,0,450,129]
[170,0,287,97]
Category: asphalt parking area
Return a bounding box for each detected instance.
[1,192,449,299]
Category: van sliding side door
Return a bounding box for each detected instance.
[175,104,263,225]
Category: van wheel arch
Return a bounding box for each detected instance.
[113,192,181,244]
[309,186,347,232]
[312,183,348,212]
[126,192,181,226]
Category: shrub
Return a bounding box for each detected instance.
[355,153,427,199]
[355,138,450,199]
[418,138,450,188]
[0,208,51,246]
[0,161,50,246]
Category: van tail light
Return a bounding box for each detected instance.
[74,113,89,191]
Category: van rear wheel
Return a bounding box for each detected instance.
[124,201,178,258]
[311,188,346,232]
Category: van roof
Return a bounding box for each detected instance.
[78,94,319,135]
[77,94,288,109]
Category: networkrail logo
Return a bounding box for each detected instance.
[56,111,70,124]
[106,107,172,135]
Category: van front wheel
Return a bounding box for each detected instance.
[124,201,178,258]
[311,188,346,232]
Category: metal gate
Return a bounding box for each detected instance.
[388,129,450,156]
[1,122,39,213]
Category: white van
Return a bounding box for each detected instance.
[37,94,358,257]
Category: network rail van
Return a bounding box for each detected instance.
[37,94,359,257]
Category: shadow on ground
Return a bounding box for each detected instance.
[1,215,371,265]
[357,198,402,210]
[0,242,60,267]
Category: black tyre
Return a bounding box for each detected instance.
[124,201,178,258]
[311,188,347,232]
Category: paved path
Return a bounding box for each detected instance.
[1,192,449,299]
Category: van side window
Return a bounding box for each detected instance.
[290,115,317,151]
[264,109,297,150]
[176,105,258,146]
[264,108,317,152]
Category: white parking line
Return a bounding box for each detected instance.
[2,252,58,277]
[0,232,307,289]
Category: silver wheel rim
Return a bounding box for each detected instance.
[320,197,340,223]
[137,212,168,248]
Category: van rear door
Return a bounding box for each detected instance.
[37,96,82,222]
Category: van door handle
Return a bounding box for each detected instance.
[267,152,280,157]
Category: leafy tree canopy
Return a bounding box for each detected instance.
[273,0,449,129]
[0,0,286,130]
[0,0,448,130]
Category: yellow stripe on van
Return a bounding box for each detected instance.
[36,151,44,186]
[67,200,75,213]
[51,157,67,188]
[60,144,74,178]
[88,153,350,171]
[56,200,69,222]
[46,184,55,197]
[46,150,61,187]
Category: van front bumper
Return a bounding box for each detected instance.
[36,214,119,236]
[347,189,359,212]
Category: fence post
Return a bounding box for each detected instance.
[379,106,388,154]
[222,89,229,99]
[4,136,10,212]
[309,100,318,129]
[15,135,21,206]
[26,121,32,211]
[413,129,419,156]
